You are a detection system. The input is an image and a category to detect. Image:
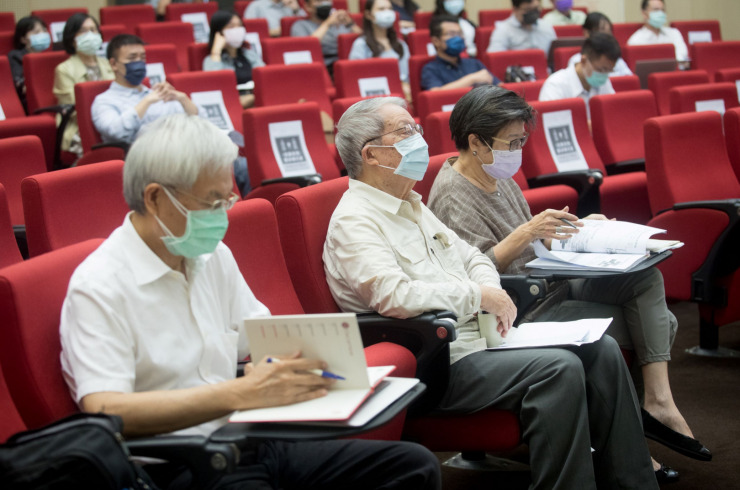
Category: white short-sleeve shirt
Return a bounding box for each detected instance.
[539,64,615,119]
[627,25,689,63]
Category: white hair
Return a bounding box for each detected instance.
[123,114,238,214]
[335,96,407,179]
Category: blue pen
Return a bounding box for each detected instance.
[266,357,346,380]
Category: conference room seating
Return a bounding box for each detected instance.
[99,4,156,32]
[136,22,194,72]
[552,45,581,71]
[609,75,641,92]
[169,69,245,134]
[416,87,471,128]
[253,63,333,115]
[643,111,740,356]
[0,136,47,230]
[499,80,545,102]
[670,20,722,45]
[21,160,128,257]
[73,79,128,163]
[164,1,218,23]
[261,36,335,100]
[0,12,15,32]
[99,23,126,42]
[716,66,740,84]
[337,32,361,60]
[648,69,710,115]
[408,54,435,111]
[723,107,740,182]
[0,184,22,269]
[474,26,494,59]
[621,43,676,72]
[333,58,404,99]
[611,22,642,46]
[478,9,511,26]
[668,82,739,115]
[424,111,456,156]
[31,8,87,42]
[483,49,549,82]
[690,40,740,81]
[407,29,435,56]
[143,43,181,81]
[553,24,582,38]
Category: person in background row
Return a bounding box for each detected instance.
[390,0,419,34]
[542,0,586,26]
[350,0,411,100]
[8,16,50,111]
[291,0,361,72]
[204,10,265,109]
[244,0,304,37]
[487,0,556,54]
[53,13,114,157]
[149,0,207,19]
[432,0,477,57]
[567,12,633,77]
[421,15,500,91]
[539,33,617,120]
[627,0,689,69]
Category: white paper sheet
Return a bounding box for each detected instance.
[695,98,726,115]
[145,62,166,86]
[358,76,391,97]
[181,12,210,43]
[50,21,65,42]
[486,318,613,350]
[542,109,589,172]
[190,90,234,132]
[283,50,313,65]
[688,30,712,44]
[551,220,665,255]
[268,119,317,177]
[530,240,648,272]
[244,31,262,59]
[736,81,740,103]
[0,102,5,121]
[521,65,536,78]
[441,103,456,112]
[426,42,436,56]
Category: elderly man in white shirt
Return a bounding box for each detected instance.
[540,33,618,119]
[487,0,556,54]
[627,0,689,68]
[60,113,441,490]
[323,96,659,490]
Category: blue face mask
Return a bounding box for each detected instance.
[648,10,667,29]
[586,69,609,88]
[444,36,465,57]
[444,0,465,16]
[29,31,51,52]
[371,132,430,181]
[123,60,147,86]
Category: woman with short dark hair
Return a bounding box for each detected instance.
[8,15,50,109]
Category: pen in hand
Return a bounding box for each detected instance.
[559,217,579,229]
[266,357,346,380]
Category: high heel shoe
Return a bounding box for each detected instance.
[641,409,712,461]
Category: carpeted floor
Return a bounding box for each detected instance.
[435,301,740,489]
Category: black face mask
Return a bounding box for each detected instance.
[522,8,540,25]
[316,4,332,20]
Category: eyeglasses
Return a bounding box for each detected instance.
[363,123,424,147]
[492,134,529,151]
[164,185,240,211]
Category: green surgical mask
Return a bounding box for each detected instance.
[155,186,229,258]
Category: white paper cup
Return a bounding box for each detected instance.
[479,311,504,348]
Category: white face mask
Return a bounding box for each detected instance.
[223,26,246,48]
[373,10,396,29]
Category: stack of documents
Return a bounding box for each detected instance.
[486,318,613,350]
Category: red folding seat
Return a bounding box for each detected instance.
[474,26,494,58]
[724,107,740,182]
[611,22,642,46]
[73,80,128,166]
[407,29,435,56]
[648,69,710,115]
[187,43,209,71]
[136,22,194,73]
[691,41,740,81]
[21,160,128,257]
[416,87,471,127]
[99,4,156,32]
[280,15,307,38]
[261,36,335,100]
[22,51,71,137]
[0,184,22,269]
[669,82,738,115]
[590,90,657,174]
[164,2,218,22]
[234,0,254,18]
[0,32,14,56]
[716,67,740,84]
[252,63,333,115]
[499,80,545,102]
[337,32,361,60]
[99,24,127,42]
[0,361,27,443]
[31,8,88,43]
[644,111,740,355]
[412,11,433,30]
[621,43,675,72]
[242,17,269,39]
[242,102,340,203]
[524,98,651,223]
[553,24,582,38]
[483,49,548,82]
[409,54,434,110]
[0,136,47,230]
[478,9,511,26]
[333,58,404,99]
[609,74,640,92]
[414,152,455,204]
[552,45,581,71]
[670,20,721,46]
[144,43,180,81]
[168,69,244,133]
[424,111,456,156]
[0,12,15,32]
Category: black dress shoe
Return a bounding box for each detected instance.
[655,464,680,484]
[641,408,712,461]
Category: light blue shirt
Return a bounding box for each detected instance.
[244,0,305,31]
[348,36,410,83]
[487,14,556,54]
[92,81,185,144]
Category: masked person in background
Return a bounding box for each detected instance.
[421,15,500,90]
[8,15,50,111]
[245,0,305,36]
[542,0,586,26]
[627,0,689,69]
[432,0,477,56]
[487,0,556,54]
[566,12,633,77]
[53,13,114,158]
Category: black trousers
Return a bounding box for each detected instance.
[147,439,441,490]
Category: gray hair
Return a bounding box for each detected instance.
[335,96,407,179]
[123,114,238,214]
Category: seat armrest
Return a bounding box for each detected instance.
[500,275,548,325]
[527,169,603,217]
[605,158,645,175]
[32,104,74,117]
[91,141,130,153]
[33,104,75,170]
[127,436,240,488]
[261,174,323,188]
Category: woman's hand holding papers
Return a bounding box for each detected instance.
[522,206,582,243]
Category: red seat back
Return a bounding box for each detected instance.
[23,51,69,114]
[416,87,470,127]
[622,43,676,72]
[0,32,15,57]
[187,42,209,71]
[407,29,435,56]
[413,11,433,30]
[552,45,580,71]
[483,49,548,82]
[648,69,710,115]
[136,22,194,73]
[235,0,254,18]
[0,136,47,226]
[691,41,740,81]
[99,5,156,32]
[337,32,361,60]
[242,102,340,186]
[31,8,88,42]
[668,82,739,115]
[0,361,27,442]
[0,239,103,429]
[253,63,333,115]
[553,24,582,38]
[21,160,127,257]
[74,79,113,154]
[164,2,218,22]
[100,24,127,42]
[425,111,456,156]
[716,67,740,84]
[168,70,244,133]
[478,9,510,26]
[144,43,180,79]
[724,107,740,183]
[280,15,307,38]
[670,20,722,47]
[0,12,15,32]
[333,58,404,99]
[409,54,435,111]
[474,26,494,61]
[260,36,333,98]
[0,57,26,118]
[0,184,22,269]
[243,17,270,41]
[415,152,457,204]
[590,90,657,166]
[610,75,641,92]
[275,177,350,314]
[611,22,642,46]
[0,116,57,173]
[499,80,545,102]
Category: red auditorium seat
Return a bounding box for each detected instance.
[553,24,582,38]
[333,58,404,99]
[474,26,494,60]
[99,4,156,32]
[337,32,361,60]
[552,45,581,71]
[99,24,127,42]
[690,41,740,81]
[407,29,435,56]
[648,69,710,115]
[144,43,180,81]
[409,54,434,110]
[478,9,511,26]
[484,49,548,82]
[724,107,740,182]
[611,22,642,47]
[424,111,456,156]
[0,32,15,56]
[253,63,333,115]
[73,79,127,163]
[670,20,721,46]
[136,22,194,72]
[169,70,244,134]
[416,87,471,127]
[499,80,545,102]
[31,8,88,43]
[621,43,676,72]
[261,36,335,100]
[668,82,739,115]
[0,184,23,269]
[0,12,15,32]
[0,136,47,228]
[609,75,641,92]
